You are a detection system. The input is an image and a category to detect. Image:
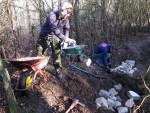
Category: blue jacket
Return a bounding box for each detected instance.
[94,43,112,55]
[94,43,112,65]
[40,10,70,41]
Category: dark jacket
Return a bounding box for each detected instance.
[40,10,70,41]
[94,43,112,55]
[94,43,112,65]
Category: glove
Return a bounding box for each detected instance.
[61,42,68,49]
[64,37,76,46]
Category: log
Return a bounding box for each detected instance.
[0,58,21,113]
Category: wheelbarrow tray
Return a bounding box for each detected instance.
[8,56,49,70]
[62,45,87,55]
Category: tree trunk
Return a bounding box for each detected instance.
[0,58,21,113]
[73,0,80,42]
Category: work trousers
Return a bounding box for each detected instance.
[36,35,62,70]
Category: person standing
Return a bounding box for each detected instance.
[36,2,76,79]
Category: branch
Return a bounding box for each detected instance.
[65,99,85,113]
[146,65,150,74]
[143,75,150,93]
[133,95,150,113]
[133,66,150,113]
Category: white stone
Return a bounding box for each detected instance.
[115,101,122,108]
[128,68,137,76]
[116,96,122,102]
[111,60,137,76]
[114,84,123,91]
[108,106,115,112]
[125,98,135,108]
[109,88,118,96]
[107,98,116,108]
[110,96,117,101]
[98,90,110,98]
[79,55,92,67]
[117,107,128,113]
[127,91,140,100]
[95,97,108,109]
[86,58,92,67]
[126,60,135,67]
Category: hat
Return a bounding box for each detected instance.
[61,2,73,10]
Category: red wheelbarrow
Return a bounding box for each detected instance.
[8,56,49,91]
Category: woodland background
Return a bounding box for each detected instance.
[0,0,149,58]
[0,1,150,113]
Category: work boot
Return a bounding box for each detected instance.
[55,68,64,80]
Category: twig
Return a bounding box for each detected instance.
[133,70,150,113]
[133,95,150,113]
[142,76,150,93]
[65,99,85,113]
[146,65,150,74]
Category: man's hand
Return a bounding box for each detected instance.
[64,37,76,46]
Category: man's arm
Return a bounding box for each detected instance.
[48,12,66,41]
[64,19,70,38]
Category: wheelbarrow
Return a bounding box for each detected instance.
[8,56,49,91]
[62,45,92,66]
[62,45,88,63]
[62,45,87,55]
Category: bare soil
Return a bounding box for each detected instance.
[0,35,150,113]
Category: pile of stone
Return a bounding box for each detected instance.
[111,60,137,77]
[95,84,140,113]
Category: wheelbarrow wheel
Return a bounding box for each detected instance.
[18,74,26,89]
[25,76,32,88]
[18,74,32,90]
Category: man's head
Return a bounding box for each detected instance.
[61,2,73,18]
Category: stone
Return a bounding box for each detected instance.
[125,98,135,108]
[107,98,116,108]
[126,60,135,67]
[95,97,108,109]
[111,60,137,76]
[109,88,118,96]
[117,107,128,113]
[79,54,92,67]
[116,96,122,102]
[127,90,140,100]
[115,101,122,108]
[114,84,123,91]
[107,98,122,109]
[128,67,137,76]
[98,89,110,98]
[108,106,115,112]
[110,96,117,101]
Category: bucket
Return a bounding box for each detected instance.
[79,54,92,67]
